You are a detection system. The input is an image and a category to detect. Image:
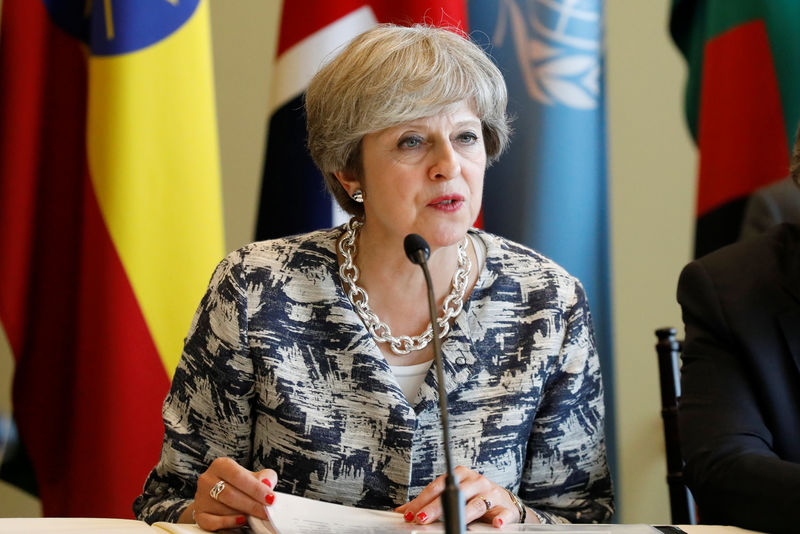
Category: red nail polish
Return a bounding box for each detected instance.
[236,516,246,525]
[416,512,428,523]
[496,518,504,527]
[265,493,275,505]
[404,511,414,522]
[261,478,272,488]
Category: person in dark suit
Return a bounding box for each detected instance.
[677,128,800,534]
[739,176,800,240]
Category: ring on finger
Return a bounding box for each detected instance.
[209,480,226,501]
[478,495,492,513]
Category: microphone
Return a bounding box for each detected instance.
[403,233,430,265]
[403,234,465,534]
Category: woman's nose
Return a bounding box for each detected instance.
[429,141,461,180]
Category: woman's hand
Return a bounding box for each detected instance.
[179,457,277,531]
[394,466,536,528]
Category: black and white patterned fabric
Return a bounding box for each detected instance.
[133,227,613,524]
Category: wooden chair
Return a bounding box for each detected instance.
[655,327,698,525]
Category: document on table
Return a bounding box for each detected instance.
[248,491,661,534]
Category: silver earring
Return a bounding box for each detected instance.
[352,189,364,203]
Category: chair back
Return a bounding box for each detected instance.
[655,327,698,525]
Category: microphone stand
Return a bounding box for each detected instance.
[404,234,465,534]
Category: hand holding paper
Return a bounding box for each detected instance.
[186,457,277,531]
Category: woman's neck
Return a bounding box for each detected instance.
[337,221,476,366]
[354,223,463,311]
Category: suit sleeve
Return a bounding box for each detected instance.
[133,252,256,523]
[677,259,800,533]
[521,279,613,524]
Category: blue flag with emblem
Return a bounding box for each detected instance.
[468,0,615,483]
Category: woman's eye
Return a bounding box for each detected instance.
[398,135,423,149]
[457,132,479,144]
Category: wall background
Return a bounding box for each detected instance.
[0,0,696,524]
[606,1,696,522]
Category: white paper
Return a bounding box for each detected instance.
[248,491,661,534]
[250,491,438,534]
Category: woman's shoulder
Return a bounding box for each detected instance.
[225,227,341,271]
[202,228,341,293]
[470,228,578,286]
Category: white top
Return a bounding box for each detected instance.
[389,360,433,400]
[388,234,486,401]
[470,232,487,270]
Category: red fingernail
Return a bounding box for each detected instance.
[261,478,272,488]
[496,518,504,527]
[265,493,275,505]
[236,516,246,525]
[404,511,414,522]
[416,512,428,523]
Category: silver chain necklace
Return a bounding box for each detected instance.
[338,217,471,355]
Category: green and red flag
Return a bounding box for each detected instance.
[0,0,224,517]
[670,0,800,257]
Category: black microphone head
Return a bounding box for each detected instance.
[404,234,430,265]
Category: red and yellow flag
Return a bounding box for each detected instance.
[0,0,224,517]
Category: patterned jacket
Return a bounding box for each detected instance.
[133,227,613,524]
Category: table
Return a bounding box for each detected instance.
[0,518,766,534]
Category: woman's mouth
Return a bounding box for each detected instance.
[428,195,465,211]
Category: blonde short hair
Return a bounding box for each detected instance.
[305,24,511,217]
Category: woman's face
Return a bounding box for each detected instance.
[340,100,486,250]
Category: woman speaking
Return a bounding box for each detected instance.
[134,24,613,531]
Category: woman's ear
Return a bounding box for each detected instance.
[334,170,361,198]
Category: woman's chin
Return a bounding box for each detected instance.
[420,225,471,251]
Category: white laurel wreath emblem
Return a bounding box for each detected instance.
[494,0,601,110]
